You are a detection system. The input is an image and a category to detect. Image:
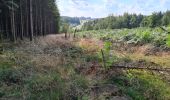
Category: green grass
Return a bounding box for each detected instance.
[107,70,170,100]
[0,61,65,99]
[0,45,90,99]
[26,73,64,100]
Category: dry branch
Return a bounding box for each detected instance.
[95,65,170,72]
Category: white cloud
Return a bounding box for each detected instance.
[58,0,170,18]
[58,0,110,18]
[160,0,169,5]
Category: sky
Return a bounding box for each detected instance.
[57,0,170,18]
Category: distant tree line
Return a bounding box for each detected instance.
[82,11,170,31]
[0,0,60,41]
[61,16,95,27]
[61,16,81,26]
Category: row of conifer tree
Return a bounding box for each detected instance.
[0,0,60,41]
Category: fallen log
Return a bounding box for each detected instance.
[95,65,170,72]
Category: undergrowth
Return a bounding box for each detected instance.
[107,70,170,100]
[0,42,90,100]
[76,27,170,47]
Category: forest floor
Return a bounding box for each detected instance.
[0,34,170,100]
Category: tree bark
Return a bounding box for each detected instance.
[20,0,24,40]
[29,0,33,41]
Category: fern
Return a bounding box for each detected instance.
[166,34,170,47]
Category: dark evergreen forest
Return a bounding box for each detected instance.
[0,0,60,41]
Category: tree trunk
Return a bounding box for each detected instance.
[20,0,24,40]
[11,0,16,42]
[29,0,33,41]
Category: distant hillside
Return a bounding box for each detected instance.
[61,16,96,26]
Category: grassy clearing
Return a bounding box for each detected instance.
[0,30,170,100]
[0,37,90,99]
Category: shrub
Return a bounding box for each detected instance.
[141,31,152,43]
[0,62,23,85]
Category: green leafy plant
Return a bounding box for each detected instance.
[166,34,170,47]
[99,41,118,69]
[141,31,152,43]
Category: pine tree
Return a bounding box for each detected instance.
[0,0,60,41]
